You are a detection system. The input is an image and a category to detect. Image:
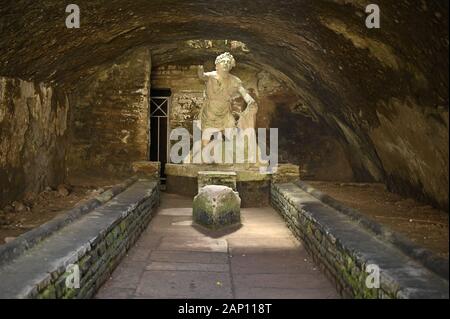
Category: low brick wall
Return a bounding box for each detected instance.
[271,182,449,299]
[0,177,138,267]
[296,181,449,280]
[0,180,159,299]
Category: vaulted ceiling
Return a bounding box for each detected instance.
[1,0,448,209]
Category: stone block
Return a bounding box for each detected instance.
[131,161,160,179]
[198,171,237,192]
[193,185,241,229]
[271,163,300,184]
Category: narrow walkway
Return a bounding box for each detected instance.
[96,192,338,298]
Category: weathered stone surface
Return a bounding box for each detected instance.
[193,185,241,229]
[0,180,159,299]
[97,192,338,299]
[0,77,69,207]
[198,171,237,192]
[166,163,272,207]
[57,184,70,197]
[272,164,300,184]
[67,48,151,175]
[166,163,271,181]
[271,182,449,299]
[131,161,160,179]
[296,180,449,280]
[0,176,137,267]
[0,1,448,210]
[12,201,28,213]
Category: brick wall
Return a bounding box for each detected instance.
[68,48,151,175]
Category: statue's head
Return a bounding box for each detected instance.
[215,52,236,73]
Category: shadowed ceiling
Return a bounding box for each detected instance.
[0,0,448,209]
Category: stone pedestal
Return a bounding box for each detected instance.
[165,163,299,207]
[198,171,237,192]
[131,161,160,179]
[193,185,241,229]
[272,163,300,183]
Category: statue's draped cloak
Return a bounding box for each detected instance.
[200,75,239,131]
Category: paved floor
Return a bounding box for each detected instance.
[96,192,339,299]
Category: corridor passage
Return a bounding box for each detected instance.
[96,192,338,299]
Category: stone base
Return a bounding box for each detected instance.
[272,163,300,183]
[198,171,237,192]
[166,175,198,197]
[193,185,241,230]
[131,161,160,179]
[165,163,299,208]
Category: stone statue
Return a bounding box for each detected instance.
[183,52,267,167]
[197,52,258,145]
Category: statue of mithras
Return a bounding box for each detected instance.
[192,52,266,166]
[197,52,258,141]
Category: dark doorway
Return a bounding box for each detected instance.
[149,88,171,182]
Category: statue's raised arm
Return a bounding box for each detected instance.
[197,65,206,80]
[197,65,203,78]
[197,65,215,81]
